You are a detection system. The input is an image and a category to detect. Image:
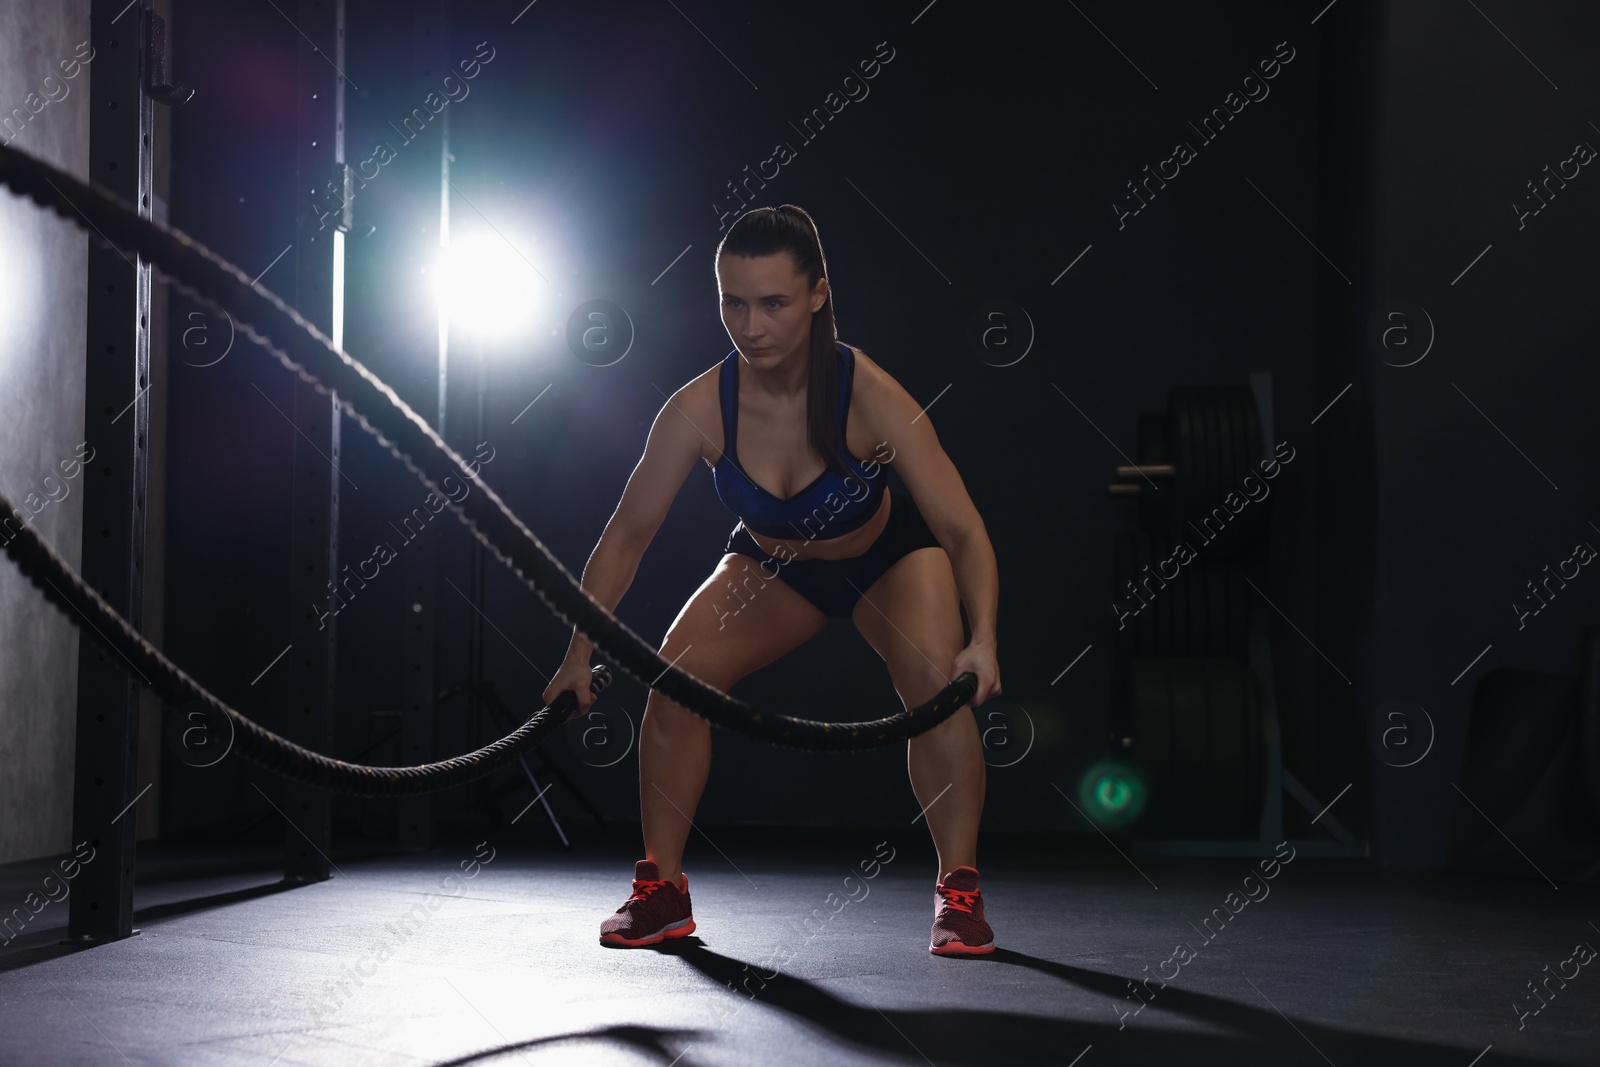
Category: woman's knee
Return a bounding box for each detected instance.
[899,658,963,711]
[640,678,706,732]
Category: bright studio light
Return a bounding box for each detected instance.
[436,235,543,338]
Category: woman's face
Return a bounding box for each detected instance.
[717,252,827,366]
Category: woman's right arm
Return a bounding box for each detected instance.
[543,385,707,709]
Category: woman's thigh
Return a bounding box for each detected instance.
[850,546,966,706]
[655,552,830,694]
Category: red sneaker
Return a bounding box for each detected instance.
[929,866,995,956]
[599,860,696,948]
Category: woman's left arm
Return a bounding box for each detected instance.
[858,359,1001,705]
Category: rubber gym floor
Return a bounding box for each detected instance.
[1,827,1594,1066]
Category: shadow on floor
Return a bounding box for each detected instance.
[426,1023,706,1067]
[130,877,302,926]
[0,937,95,978]
[651,939,1560,1067]
[0,878,299,976]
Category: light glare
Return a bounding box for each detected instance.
[436,235,542,338]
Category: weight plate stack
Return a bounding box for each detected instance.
[1135,412,1174,538]
[1166,389,1205,550]
[1220,384,1270,557]
[1127,658,1266,838]
[1205,562,1229,657]
[1116,531,1213,660]
[1224,564,1251,661]
[1112,531,1139,665]
[1163,532,1190,658]
[1184,544,1208,658]
[1164,386,1271,563]
[1149,531,1178,657]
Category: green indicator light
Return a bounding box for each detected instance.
[1077,760,1147,829]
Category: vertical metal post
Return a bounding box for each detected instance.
[395,0,448,851]
[468,341,486,734]
[67,0,156,945]
[283,0,346,883]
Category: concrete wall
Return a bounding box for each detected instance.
[0,0,92,863]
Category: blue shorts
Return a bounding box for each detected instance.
[723,486,943,620]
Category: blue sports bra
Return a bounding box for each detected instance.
[712,341,888,540]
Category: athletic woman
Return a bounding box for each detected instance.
[541,204,1002,957]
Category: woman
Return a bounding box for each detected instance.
[541,204,1002,957]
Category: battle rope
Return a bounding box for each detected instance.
[0,486,608,796]
[0,143,978,788]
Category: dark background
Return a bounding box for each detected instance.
[154,0,1600,871]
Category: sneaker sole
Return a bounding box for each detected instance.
[599,917,696,948]
[930,940,996,957]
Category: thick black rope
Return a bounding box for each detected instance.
[0,142,978,784]
[0,480,609,796]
